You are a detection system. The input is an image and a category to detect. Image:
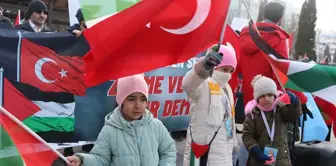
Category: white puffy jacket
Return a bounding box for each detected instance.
[182,58,237,166]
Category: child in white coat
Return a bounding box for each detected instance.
[182,44,238,166]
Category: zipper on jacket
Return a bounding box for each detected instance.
[134,127,142,166]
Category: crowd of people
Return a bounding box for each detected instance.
[1,1,326,166]
[0,0,85,35]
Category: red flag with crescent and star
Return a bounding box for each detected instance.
[83,0,231,87]
[20,39,85,96]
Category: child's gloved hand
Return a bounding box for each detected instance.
[203,46,223,71]
[286,91,298,105]
[250,146,271,163]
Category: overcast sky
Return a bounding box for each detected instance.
[288,0,336,32]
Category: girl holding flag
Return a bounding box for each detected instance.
[66,74,176,166]
[182,43,238,166]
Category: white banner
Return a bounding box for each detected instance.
[68,0,81,26]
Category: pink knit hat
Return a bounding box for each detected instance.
[116,74,149,105]
[214,43,237,71]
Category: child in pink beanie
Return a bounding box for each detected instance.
[182,43,238,166]
[67,74,176,166]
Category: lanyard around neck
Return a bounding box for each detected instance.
[260,109,276,144]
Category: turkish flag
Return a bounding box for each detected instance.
[223,25,241,101]
[20,39,85,96]
[84,0,230,87]
[4,78,40,121]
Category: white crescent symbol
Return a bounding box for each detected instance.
[160,0,211,35]
[35,58,57,83]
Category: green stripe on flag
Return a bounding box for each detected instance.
[0,127,24,166]
[189,148,200,166]
[286,64,336,92]
[190,148,195,166]
[116,0,141,11]
[23,117,74,132]
[80,0,140,22]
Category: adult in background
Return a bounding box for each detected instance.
[15,0,53,32]
[67,9,87,37]
[0,6,13,29]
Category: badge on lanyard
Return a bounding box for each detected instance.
[221,96,233,139]
[264,147,278,165]
[261,110,277,165]
[225,118,233,139]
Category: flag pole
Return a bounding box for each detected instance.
[16,31,22,82]
[217,0,232,48]
[210,0,232,77]
[0,68,3,149]
[0,106,70,164]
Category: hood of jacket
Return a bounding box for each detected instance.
[239,22,289,56]
[105,106,153,131]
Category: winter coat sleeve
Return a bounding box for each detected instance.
[242,112,259,151]
[75,126,111,166]
[182,57,211,101]
[280,100,303,123]
[268,32,289,59]
[157,120,177,166]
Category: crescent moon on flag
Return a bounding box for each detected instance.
[160,0,211,35]
[35,58,57,83]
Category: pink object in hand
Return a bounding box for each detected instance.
[278,92,291,105]
[264,156,275,165]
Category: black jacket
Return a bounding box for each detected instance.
[0,16,13,29]
[14,21,54,32]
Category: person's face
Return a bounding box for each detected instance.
[30,10,48,26]
[215,66,234,73]
[268,150,274,157]
[121,92,147,121]
[298,55,303,61]
[258,94,275,108]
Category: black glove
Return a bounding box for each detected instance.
[250,146,271,163]
[302,104,314,120]
[203,47,223,71]
[286,91,298,105]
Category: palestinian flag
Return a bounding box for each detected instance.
[0,29,88,143]
[10,80,76,142]
[248,20,336,106]
[274,61,336,105]
[0,71,61,166]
